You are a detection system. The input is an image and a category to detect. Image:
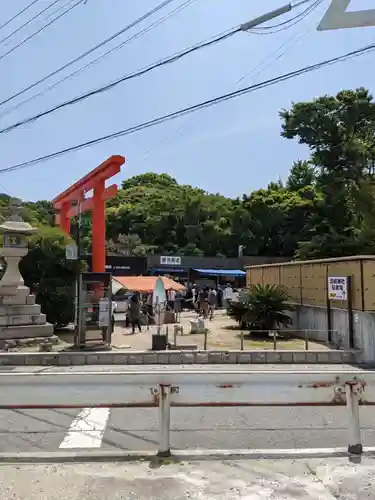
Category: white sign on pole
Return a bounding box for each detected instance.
[160,255,182,266]
[318,0,375,31]
[65,243,78,260]
[328,276,348,301]
[99,298,110,327]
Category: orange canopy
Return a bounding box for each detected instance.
[113,276,185,293]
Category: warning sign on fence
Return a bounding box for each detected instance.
[328,276,348,301]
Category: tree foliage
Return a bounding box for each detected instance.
[19,226,76,327]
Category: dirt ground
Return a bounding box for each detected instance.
[108,310,331,351]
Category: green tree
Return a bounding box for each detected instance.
[286,160,315,191]
[19,226,76,328]
[280,88,375,258]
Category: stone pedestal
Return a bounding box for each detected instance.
[0,198,54,342]
[0,285,53,339]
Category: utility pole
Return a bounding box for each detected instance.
[74,200,83,349]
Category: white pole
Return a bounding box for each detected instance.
[158,384,171,457]
[346,383,362,454]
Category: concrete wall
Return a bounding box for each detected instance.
[0,349,359,366]
[246,255,375,311]
[291,305,375,363]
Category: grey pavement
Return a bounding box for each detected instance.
[0,364,373,455]
[2,457,375,499]
[1,405,374,454]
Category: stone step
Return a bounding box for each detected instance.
[0,313,47,327]
[0,304,41,316]
[0,323,54,340]
[0,287,34,306]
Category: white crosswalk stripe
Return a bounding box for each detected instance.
[59,408,110,449]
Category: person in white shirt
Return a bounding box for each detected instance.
[223,284,233,309]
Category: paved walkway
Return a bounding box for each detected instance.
[110,310,331,351]
[2,456,374,499]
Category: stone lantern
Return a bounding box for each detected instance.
[0,198,53,341]
[0,198,35,296]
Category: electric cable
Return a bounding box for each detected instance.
[0,0,180,109]
[251,0,324,32]
[0,0,63,49]
[0,0,320,132]
[140,26,312,161]
[0,27,242,135]
[1,40,373,175]
[0,0,196,120]
[0,0,84,63]
[0,0,41,33]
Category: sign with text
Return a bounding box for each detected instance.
[98,298,110,327]
[328,276,348,301]
[160,255,182,266]
[318,0,375,31]
[65,243,78,260]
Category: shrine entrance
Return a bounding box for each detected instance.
[52,155,125,272]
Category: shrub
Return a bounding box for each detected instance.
[227,284,293,337]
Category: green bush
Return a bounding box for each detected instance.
[19,226,76,328]
[227,284,294,337]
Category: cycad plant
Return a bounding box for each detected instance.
[227,284,293,336]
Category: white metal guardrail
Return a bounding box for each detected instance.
[1,370,374,457]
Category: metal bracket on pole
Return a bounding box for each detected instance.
[346,381,364,455]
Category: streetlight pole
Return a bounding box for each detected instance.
[240,0,314,31]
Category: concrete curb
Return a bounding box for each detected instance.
[0,447,374,464]
[0,349,362,366]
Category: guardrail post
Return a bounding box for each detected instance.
[304,330,309,351]
[240,331,244,351]
[157,384,171,457]
[346,383,362,455]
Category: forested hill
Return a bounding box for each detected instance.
[3,87,375,261]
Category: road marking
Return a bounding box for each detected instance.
[59,408,110,449]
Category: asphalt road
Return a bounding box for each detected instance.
[0,364,374,454]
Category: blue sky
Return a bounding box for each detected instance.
[0,0,374,201]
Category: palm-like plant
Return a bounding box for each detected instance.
[228,284,293,336]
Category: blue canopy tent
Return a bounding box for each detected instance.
[192,268,246,287]
[193,269,246,277]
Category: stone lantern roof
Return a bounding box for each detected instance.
[0,198,35,236]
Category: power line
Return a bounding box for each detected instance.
[139,0,324,161]
[0,0,196,120]
[0,0,62,49]
[0,0,319,132]
[251,0,323,32]
[140,25,312,161]
[0,26,239,134]
[1,40,374,175]
[0,0,41,33]
[0,0,180,109]
[0,0,84,63]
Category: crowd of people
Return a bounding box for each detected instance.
[113,283,239,334]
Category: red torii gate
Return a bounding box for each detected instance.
[52,155,125,273]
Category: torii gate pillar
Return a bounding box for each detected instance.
[52,155,125,273]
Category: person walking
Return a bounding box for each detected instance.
[128,293,142,334]
[199,287,209,320]
[111,298,117,333]
[208,288,217,320]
